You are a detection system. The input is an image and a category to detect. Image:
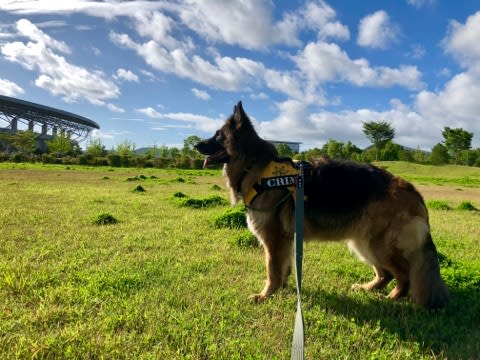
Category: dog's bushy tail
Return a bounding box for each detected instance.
[409,233,450,309]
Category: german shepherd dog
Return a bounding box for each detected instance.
[195,101,449,309]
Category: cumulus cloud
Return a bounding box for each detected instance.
[415,72,480,132]
[1,19,120,107]
[274,0,350,44]
[191,88,211,100]
[114,68,139,82]
[357,10,400,49]
[442,11,480,69]
[0,78,25,96]
[294,41,424,90]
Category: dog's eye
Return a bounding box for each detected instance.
[215,130,224,142]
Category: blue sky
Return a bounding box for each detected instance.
[1,0,479,151]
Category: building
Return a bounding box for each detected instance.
[268,140,301,153]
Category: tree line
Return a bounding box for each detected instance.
[278,122,479,166]
[0,122,479,168]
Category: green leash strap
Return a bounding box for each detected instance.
[291,162,305,360]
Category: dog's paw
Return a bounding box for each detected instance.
[249,293,268,303]
[351,283,364,292]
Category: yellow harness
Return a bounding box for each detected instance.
[243,159,301,207]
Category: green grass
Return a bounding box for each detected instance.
[376,161,480,187]
[0,162,479,359]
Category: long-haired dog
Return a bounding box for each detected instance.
[195,101,449,309]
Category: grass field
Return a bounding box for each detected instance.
[0,161,479,359]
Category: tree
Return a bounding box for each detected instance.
[430,143,449,165]
[380,141,402,161]
[304,147,324,160]
[85,138,106,157]
[12,130,38,154]
[324,139,343,159]
[342,141,362,160]
[47,134,81,156]
[362,121,395,161]
[115,140,136,157]
[182,135,202,159]
[276,143,294,157]
[0,132,13,152]
[442,127,473,165]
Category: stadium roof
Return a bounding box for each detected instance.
[0,94,99,140]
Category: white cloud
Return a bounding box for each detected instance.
[250,92,269,100]
[107,103,125,113]
[0,0,349,50]
[16,18,70,54]
[191,88,211,100]
[136,107,223,132]
[176,0,274,50]
[294,41,424,90]
[0,1,166,20]
[114,68,139,82]
[274,0,350,46]
[357,10,399,49]
[416,72,480,129]
[407,0,435,8]
[110,32,262,91]
[443,11,480,69]
[300,0,350,41]
[1,19,120,107]
[0,78,25,96]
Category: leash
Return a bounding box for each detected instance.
[291,162,305,360]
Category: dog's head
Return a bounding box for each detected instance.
[195,101,255,168]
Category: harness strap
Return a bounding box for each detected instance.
[245,190,292,212]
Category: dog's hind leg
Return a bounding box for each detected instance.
[352,266,393,292]
[250,233,293,303]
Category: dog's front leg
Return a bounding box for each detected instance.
[250,235,293,303]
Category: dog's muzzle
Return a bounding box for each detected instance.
[195,141,229,168]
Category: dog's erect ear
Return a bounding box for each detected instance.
[233,101,246,128]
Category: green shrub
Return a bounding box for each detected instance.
[213,207,247,229]
[107,154,121,167]
[133,185,146,193]
[457,201,478,211]
[92,213,118,225]
[171,193,228,208]
[179,195,228,208]
[426,200,451,210]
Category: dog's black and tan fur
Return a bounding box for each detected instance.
[196,101,449,309]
